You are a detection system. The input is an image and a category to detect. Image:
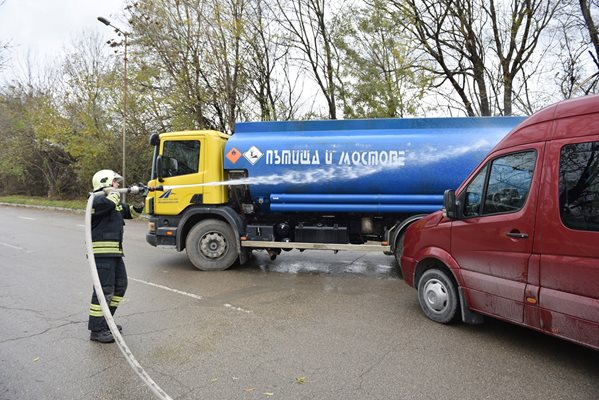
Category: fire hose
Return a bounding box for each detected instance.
[85,185,173,400]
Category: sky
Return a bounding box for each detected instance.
[0,0,125,81]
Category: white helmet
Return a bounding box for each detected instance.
[92,169,123,191]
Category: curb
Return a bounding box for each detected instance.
[0,202,149,219]
[0,202,84,214]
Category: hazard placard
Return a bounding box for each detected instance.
[226,147,242,164]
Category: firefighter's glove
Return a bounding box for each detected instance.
[106,191,121,206]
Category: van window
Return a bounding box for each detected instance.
[483,151,536,214]
[559,141,599,232]
[462,151,536,217]
[162,140,200,177]
[463,165,488,217]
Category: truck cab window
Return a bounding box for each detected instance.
[462,151,536,218]
[162,140,200,177]
[559,141,599,232]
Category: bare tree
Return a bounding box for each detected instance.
[245,0,300,121]
[389,0,560,116]
[274,0,340,119]
[0,0,11,71]
[487,0,559,115]
[579,0,599,72]
[552,0,599,98]
[205,0,249,132]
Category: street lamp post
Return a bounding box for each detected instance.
[98,16,129,195]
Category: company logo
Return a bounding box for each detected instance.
[226,147,242,164]
[159,189,173,199]
[243,146,264,165]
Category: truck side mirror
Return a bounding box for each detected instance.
[156,155,164,182]
[443,189,459,220]
[149,133,160,146]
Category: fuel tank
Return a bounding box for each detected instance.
[224,117,524,213]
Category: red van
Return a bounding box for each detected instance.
[400,94,599,350]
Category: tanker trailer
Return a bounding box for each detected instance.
[145,117,524,271]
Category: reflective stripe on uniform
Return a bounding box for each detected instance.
[115,204,123,212]
[110,296,123,307]
[89,303,103,317]
[92,241,123,255]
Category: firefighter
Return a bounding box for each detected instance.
[88,169,144,343]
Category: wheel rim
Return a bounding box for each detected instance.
[423,278,449,314]
[199,232,227,259]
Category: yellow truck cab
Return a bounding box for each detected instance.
[146,130,229,214]
[145,130,249,271]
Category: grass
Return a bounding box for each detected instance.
[0,196,87,210]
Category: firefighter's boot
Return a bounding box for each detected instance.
[90,330,115,343]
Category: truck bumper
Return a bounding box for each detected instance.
[146,232,177,248]
[146,233,157,247]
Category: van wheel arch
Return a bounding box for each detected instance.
[389,215,426,270]
[415,259,461,324]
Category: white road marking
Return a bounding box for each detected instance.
[130,277,253,313]
[0,242,24,250]
[224,303,252,314]
[18,216,36,221]
[129,277,204,300]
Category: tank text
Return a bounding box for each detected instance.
[264,149,406,167]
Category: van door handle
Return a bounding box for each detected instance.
[506,231,529,239]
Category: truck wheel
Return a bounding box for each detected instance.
[417,268,459,324]
[186,220,238,271]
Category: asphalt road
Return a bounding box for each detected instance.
[0,205,597,400]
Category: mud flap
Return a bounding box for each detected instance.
[459,287,485,325]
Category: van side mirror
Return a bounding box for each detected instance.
[156,155,164,182]
[443,189,460,220]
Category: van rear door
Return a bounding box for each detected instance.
[536,136,599,348]
[451,143,543,323]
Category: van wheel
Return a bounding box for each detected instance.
[186,220,238,271]
[417,268,459,324]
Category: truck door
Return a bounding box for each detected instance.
[155,137,203,215]
[452,144,542,323]
[536,136,599,348]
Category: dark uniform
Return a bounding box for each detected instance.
[88,191,142,336]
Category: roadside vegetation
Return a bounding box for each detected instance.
[0,196,86,210]
[0,0,598,200]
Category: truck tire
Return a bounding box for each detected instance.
[417,268,459,324]
[186,219,238,271]
[394,233,405,268]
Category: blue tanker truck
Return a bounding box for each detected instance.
[145,117,524,271]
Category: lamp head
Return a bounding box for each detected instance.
[97,16,111,26]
